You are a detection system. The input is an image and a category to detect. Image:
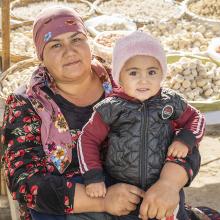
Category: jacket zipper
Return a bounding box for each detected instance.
[139,102,148,189]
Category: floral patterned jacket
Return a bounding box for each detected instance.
[1,92,81,219]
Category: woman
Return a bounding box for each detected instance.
[1,6,201,220]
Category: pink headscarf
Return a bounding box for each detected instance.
[33,6,87,60]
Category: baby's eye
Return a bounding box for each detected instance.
[129,71,137,76]
[148,70,157,75]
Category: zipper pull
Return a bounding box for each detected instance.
[138,103,144,111]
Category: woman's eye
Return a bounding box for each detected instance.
[129,71,137,76]
[72,38,82,43]
[149,70,157,75]
[51,43,61,49]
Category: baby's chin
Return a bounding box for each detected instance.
[135,91,159,102]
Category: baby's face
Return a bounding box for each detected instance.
[119,55,163,102]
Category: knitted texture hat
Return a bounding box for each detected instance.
[33,6,87,61]
[112,31,167,84]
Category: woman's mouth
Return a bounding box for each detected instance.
[63,60,80,67]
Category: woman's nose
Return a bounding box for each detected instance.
[64,44,76,56]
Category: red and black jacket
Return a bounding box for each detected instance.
[78,87,205,189]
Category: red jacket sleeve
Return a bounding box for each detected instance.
[77,111,109,184]
[172,103,205,150]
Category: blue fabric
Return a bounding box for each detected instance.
[70,175,84,184]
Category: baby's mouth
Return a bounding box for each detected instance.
[136,88,149,92]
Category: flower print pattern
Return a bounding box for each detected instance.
[70,129,81,144]
[19,185,26,194]
[30,185,39,195]
[50,146,67,170]
[1,94,77,219]
[47,142,56,152]
[102,81,112,95]
[54,112,69,133]
[99,73,113,96]
[44,31,52,42]
[31,99,44,111]
[66,181,73,189]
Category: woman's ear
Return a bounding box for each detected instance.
[118,81,125,90]
[118,78,123,87]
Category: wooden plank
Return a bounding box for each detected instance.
[1,0,10,197]
[7,187,19,220]
[0,102,6,196]
[2,0,10,72]
[0,195,11,220]
[0,98,4,196]
[1,169,7,196]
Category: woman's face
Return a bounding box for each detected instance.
[42,32,92,83]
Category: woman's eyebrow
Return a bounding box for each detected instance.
[69,33,81,39]
[48,38,61,42]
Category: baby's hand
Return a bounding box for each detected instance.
[86,182,106,198]
[167,141,189,158]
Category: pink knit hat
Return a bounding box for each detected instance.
[112,31,167,84]
[33,6,87,61]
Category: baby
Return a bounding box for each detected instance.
[77,31,205,219]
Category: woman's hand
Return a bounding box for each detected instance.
[104,183,144,216]
[139,162,188,220]
[73,183,143,215]
[139,179,179,220]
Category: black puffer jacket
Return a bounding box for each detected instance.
[78,87,204,219]
[95,88,195,190]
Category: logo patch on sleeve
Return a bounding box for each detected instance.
[162,105,174,119]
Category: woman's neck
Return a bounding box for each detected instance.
[55,71,104,107]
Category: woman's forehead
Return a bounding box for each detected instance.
[51,31,84,40]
